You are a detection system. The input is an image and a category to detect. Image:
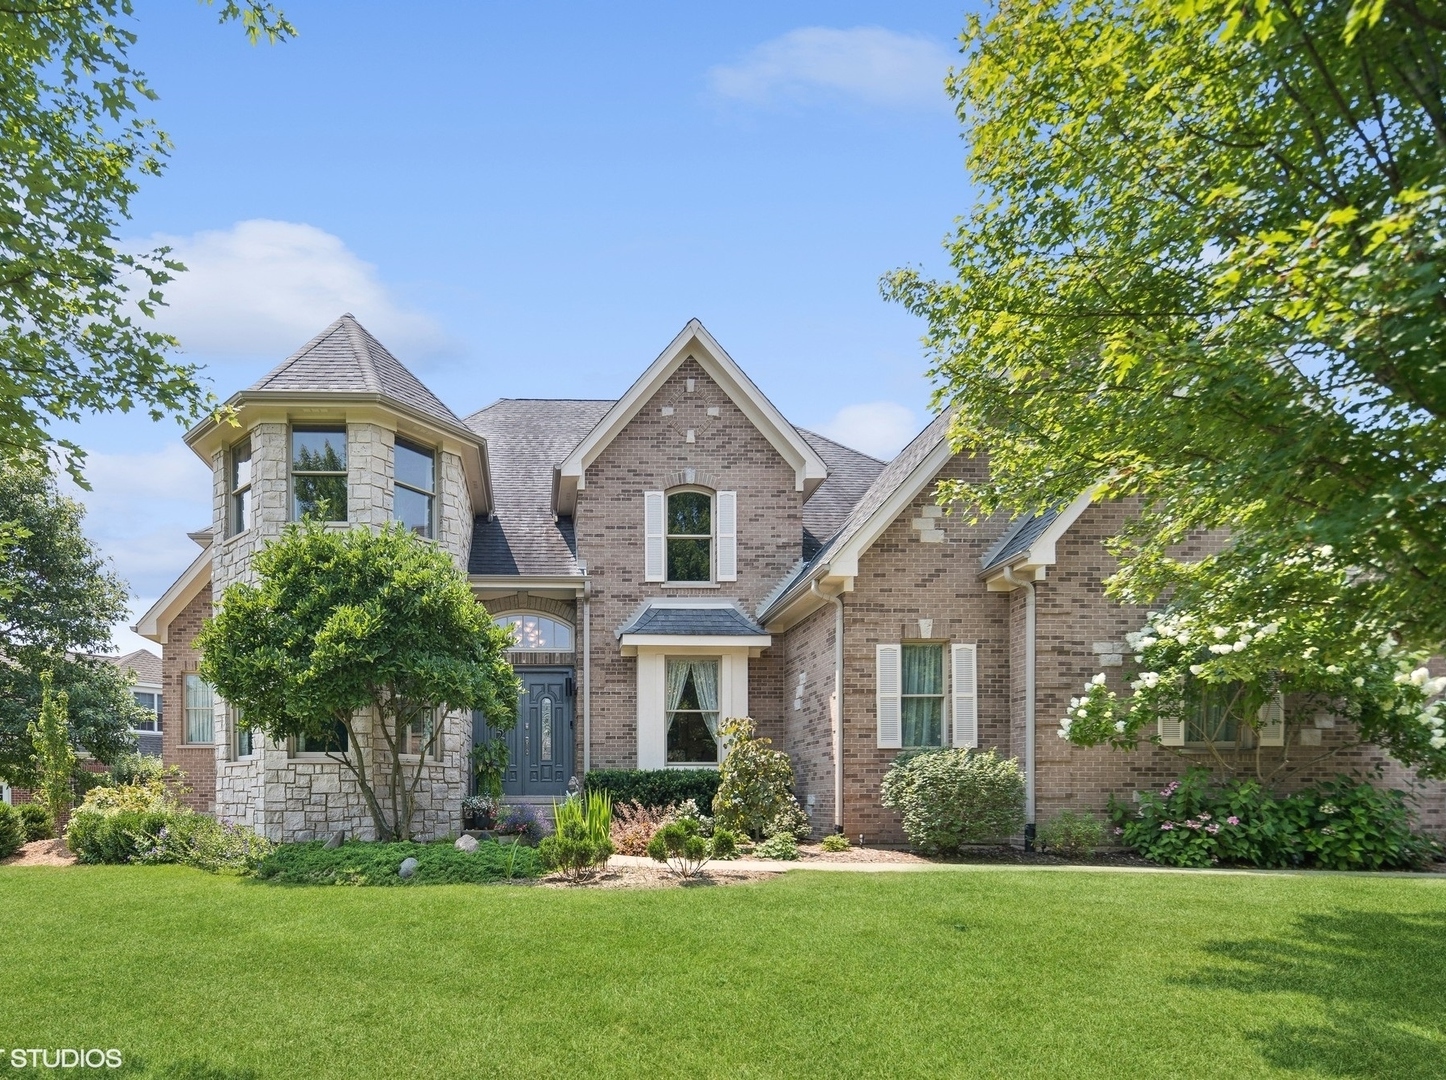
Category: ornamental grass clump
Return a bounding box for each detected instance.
[880,748,1026,855]
[539,790,614,881]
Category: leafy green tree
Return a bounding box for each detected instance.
[0,459,145,783]
[28,672,77,830]
[886,0,1446,647]
[197,524,521,841]
[0,0,293,476]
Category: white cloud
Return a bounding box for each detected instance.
[709,27,951,109]
[817,401,918,460]
[132,219,448,359]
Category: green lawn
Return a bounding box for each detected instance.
[1,866,1442,1079]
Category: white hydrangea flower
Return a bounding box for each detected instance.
[1189,664,1204,675]
[1353,676,1365,688]
[1232,641,1247,652]
[1114,720,1127,733]
[1092,673,1107,686]
[1212,626,1229,639]
[1431,735,1446,750]
[1410,667,1431,686]
[1325,665,1342,674]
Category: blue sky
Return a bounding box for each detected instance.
[61,2,981,652]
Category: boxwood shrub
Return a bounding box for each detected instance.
[0,803,24,859]
[18,802,54,841]
[880,748,1026,854]
[255,840,543,885]
[584,768,719,810]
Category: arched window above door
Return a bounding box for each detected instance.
[495,614,574,651]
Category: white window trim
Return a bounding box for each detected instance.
[228,438,253,538]
[635,645,750,770]
[182,674,215,747]
[661,486,717,587]
[879,640,978,750]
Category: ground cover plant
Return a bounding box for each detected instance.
[1,865,1443,1078]
[255,839,542,886]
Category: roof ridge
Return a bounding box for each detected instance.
[797,427,887,465]
[340,314,383,394]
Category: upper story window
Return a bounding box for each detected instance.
[228,439,252,536]
[644,489,736,584]
[667,490,712,582]
[393,438,435,538]
[292,427,348,522]
[495,614,574,652]
[132,690,161,733]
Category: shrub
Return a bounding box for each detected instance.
[76,777,177,816]
[495,803,544,844]
[133,815,275,874]
[66,808,174,864]
[0,803,24,858]
[880,748,1026,855]
[610,800,671,856]
[18,802,54,841]
[712,717,798,839]
[764,799,812,841]
[820,832,850,853]
[539,791,614,881]
[107,753,179,788]
[647,818,716,878]
[585,768,720,810]
[1037,810,1106,859]
[255,839,543,885]
[754,833,799,861]
[709,827,739,860]
[1111,769,1439,870]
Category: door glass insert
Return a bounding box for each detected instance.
[540,696,553,761]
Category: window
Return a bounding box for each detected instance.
[291,427,348,521]
[665,658,720,764]
[229,439,253,536]
[901,644,945,747]
[184,675,214,745]
[299,720,349,755]
[233,707,255,759]
[132,691,161,733]
[402,710,443,760]
[494,614,574,651]
[393,438,435,538]
[666,491,711,582]
[1186,682,1244,746]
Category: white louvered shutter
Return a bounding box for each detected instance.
[644,490,665,582]
[876,644,902,749]
[1258,693,1286,746]
[951,643,978,748]
[1158,713,1186,746]
[716,490,737,582]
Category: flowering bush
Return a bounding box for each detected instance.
[1111,769,1437,870]
[712,717,801,839]
[494,803,545,844]
[1058,547,1446,780]
[879,748,1025,854]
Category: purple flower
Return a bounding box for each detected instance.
[1226,816,1240,826]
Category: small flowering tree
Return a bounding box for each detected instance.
[1060,547,1446,783]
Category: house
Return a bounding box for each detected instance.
[136,315,1446,843]
[101,649,164,758]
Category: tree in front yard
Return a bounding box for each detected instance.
[0,459,147,784]
[28,672,76,832]
[197,523,520,841]
[886,1,1446,650]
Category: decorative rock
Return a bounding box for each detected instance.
[454,834,479,853]
[323,831,345,850]
[398,857,419,880]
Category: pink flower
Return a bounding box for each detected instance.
[1226,816,1240,825]
[1160,822,1175,831]
[1206,824,1220,835]
[1185,819,1201,830]
[1199,812,1211,821]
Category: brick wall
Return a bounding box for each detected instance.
[781,603,837,834]
[574,357,803,770]
[161,584,216,812]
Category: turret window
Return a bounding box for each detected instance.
[393,438,435,538]
[228,439,252,536]
[291,427,348,522]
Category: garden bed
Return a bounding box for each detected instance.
[1,838,76,868]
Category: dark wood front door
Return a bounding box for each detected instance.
[476,669,573,798]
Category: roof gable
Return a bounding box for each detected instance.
[554,319,828,514]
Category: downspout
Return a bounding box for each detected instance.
[1001,566,1036,837]
[581,582,592,777]
[811,579,845,834]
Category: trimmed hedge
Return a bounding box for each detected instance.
[584,769,719,810]
[254,840,543,886]
[66,809,174,864]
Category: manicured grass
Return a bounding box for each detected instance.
[1,866,1442,1079]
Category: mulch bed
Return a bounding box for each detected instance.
[2,839,77,868]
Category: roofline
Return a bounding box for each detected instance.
[554,320,828,514]
[980,490,1096,590]
[134,548,212,644]
[618,633,772,648]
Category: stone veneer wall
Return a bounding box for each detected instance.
[198,417,475,842]
[573,357,804,771]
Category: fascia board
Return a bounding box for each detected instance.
[828,436,957,578]
[1024,489,1095,566]
[619,633,772,649]
[134,548,212,644]
[470,575,588,593]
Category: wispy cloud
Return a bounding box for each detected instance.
[131,219,449,360]
[709,27,951,110]
[817,401,918,460]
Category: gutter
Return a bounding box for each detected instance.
[1000,565,1036,833]
[811,580,845,834]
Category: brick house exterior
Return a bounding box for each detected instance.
[136,315,1446,844]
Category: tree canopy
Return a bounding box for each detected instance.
[0,0,293,478]
[197,524,520,841]
[886,0,1446,648]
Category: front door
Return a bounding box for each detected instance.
[476,670,573,798]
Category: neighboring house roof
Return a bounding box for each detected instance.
[798,430,886,559]
[616,603,767,638]
[553,319,829,514]
[99,648,161,686]
[464,398,615,577]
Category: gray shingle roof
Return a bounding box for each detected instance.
[617,604,767,638]
[248,315,468,432]
[980,508,1061,571]
[99,648,161,684]
[799,430,886,559]
[464,398,615,575]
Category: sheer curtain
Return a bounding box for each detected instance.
[665,659,691,736]
[690,659,720,741]
[901,645,942,747]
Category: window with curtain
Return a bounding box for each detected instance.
[1185,681,1246,746]
[666,490,712,582]
[233,706,254,758]
[403,710,443,760]
[393,438,435,538]
[291,426,348,521]
[184,675,214,745]
[665,658,720,764]
[494,614,574,651]
[229,438,252,536]
[901,644,944,747]
[299,719,349,754]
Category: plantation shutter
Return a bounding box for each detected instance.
[951,643,978,748]
[876,643,902,749]
[1258,693,1286,746]
[1158,713,1186,746]
[644,490,665,582]
[716,490,737,582]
